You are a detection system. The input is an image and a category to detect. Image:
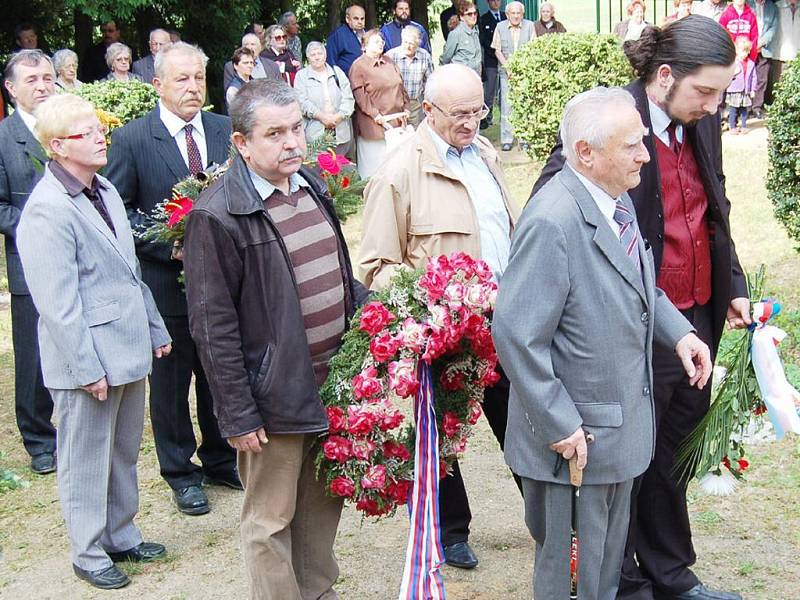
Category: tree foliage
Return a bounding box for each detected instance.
[767,58,800,252]
[506,33,633,161]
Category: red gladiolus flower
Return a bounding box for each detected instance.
[329,476,356,498]
[165,195,193,229]
[317,151,351,175]
[359,302,395,336]
[738,458,749,471]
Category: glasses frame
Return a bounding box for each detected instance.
[431,102,490,124]
[60,125,110,141]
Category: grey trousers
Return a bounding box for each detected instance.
[483,66,499,118]
[52,380,146,571]
[499,70,514,144]
[522,476,634,600]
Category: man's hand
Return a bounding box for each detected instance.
[727,297,752,330]
[82,376,109,401]
[154,343,172,358]
[228,428,269,453]
[675,333,712,389]
[550,427,588,470]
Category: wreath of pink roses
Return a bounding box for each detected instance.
[315,252,501,518]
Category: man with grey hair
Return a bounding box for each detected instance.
[183,78,367,599]
[280,11,303,62]
[0,49,58,474]
[386,25,433,126]
[359,63,519,570]
[327,4,367,75]
[493,86,710,599]
[106,41,237,517]
[223,32,280,94]
[132,28,171,83]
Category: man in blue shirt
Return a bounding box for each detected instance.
[380,0,432,54]
[326,4,366,76]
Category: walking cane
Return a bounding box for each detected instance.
[568,432,594,600]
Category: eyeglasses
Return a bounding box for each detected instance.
[431,102,490,124]
[61,125,109,141]
[273,34,287,40]
[463,10,478,16]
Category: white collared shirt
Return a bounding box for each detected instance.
[647,97,684,147]
[248,167,309,200]
[568,164,621,240]
[158,100,208,171]
[17,108,37,135]
[427,126,511,282]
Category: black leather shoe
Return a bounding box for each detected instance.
[202,468,243,490]
[173,484,210,515]
[73,563,130,589]
[108,541,167,563]
[30,452,56,474]
[667,583,742,600]
[443,541,479,569]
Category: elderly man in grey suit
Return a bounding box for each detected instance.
[492,87,712,600]
[132,28,170,83]
[17,93,172,590]
[0,49,57,474]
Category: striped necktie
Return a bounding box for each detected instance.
[184,124,203,175]
[613,200,640,271]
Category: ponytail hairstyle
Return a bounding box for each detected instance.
[624,15,735,83]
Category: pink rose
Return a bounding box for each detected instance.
[442,411,461,438]
[467,400,482,425]
[347,405,378,436]
[369,331,400,363]
[352,366,383,400]
[397,317,428,353]
[326,406,347,433]
[352,438,377,460]
[359,302,395,336]
[418,268,450,303]
[322,435,352,463]
[388,358,420,398]
[378,405,405,431]
[361,464,387,490]
[383,440,412,461]
[329,476,356,498]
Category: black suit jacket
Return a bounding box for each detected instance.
[0,111,48,295]
[105,106,232,316]
[480,11,506,69]
[531,78,747,349]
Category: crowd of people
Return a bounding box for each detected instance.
[0,3,793,600]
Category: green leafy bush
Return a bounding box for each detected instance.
[74,80,159,125]
[767,61,800,252]
[506,33,633,161]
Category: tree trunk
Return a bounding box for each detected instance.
[365,0,378,29]
[412,0,428,31]
[73,11,93,64]
[327,0,341,34]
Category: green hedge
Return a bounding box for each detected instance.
[767,59,800,252]
[73,80,159,125]
[507,33,633,162]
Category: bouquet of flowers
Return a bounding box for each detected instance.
[316,252,501,518]
[316,150,367,222]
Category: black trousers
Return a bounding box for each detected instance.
[619,303,715,599]
[149,315,235,489]
[752,53,772,112]
[10,294,55,458]
[439,366,522,546]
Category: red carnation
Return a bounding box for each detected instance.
[379,408,405,431]
[322,435,352,464]
[480,369,502,387]
[359,302,395,336]
[317,151,350,175]
[370,331,400,363]
[326,406,347,433]
[329,476,356,498]
[352,438,377,460]
[347,405,378,436]
[352,366,383,400]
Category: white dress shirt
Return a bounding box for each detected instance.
[427,127,511,282]
[158,101,208,170]
[568,164,621,239]
[17,108,37,135]
[248,168,309,200]
[647,97,684,146]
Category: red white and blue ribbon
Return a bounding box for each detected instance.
[398,362,447,600]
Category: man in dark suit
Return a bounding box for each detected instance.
[479,0,505,129]
[82,20,138,83]
[0,50,57,474]
[106,41,238,516]
[532,16,748,600]
[132,28,171,84]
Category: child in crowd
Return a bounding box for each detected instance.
[726,36,757,134]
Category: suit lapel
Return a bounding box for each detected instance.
[10,113,48,171]
[150,108,190,181]
[202,112,231,166]
[561,169,647,303]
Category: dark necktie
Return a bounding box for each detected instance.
[667,121,682,155]
[184,123,203,175]
[613,200,640,271]
[85,186,116,237]
[494,12,500,22]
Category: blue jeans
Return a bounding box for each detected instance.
[729,106,748,129]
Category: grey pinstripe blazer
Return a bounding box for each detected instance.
[16,165,171,389]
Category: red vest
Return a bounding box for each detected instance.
[654,135,712,309]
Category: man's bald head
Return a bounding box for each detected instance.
[423,64,485,149]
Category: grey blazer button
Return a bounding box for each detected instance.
[643,386,650,396]
[641,311,649,324]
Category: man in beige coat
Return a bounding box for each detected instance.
[359,63,519,570]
